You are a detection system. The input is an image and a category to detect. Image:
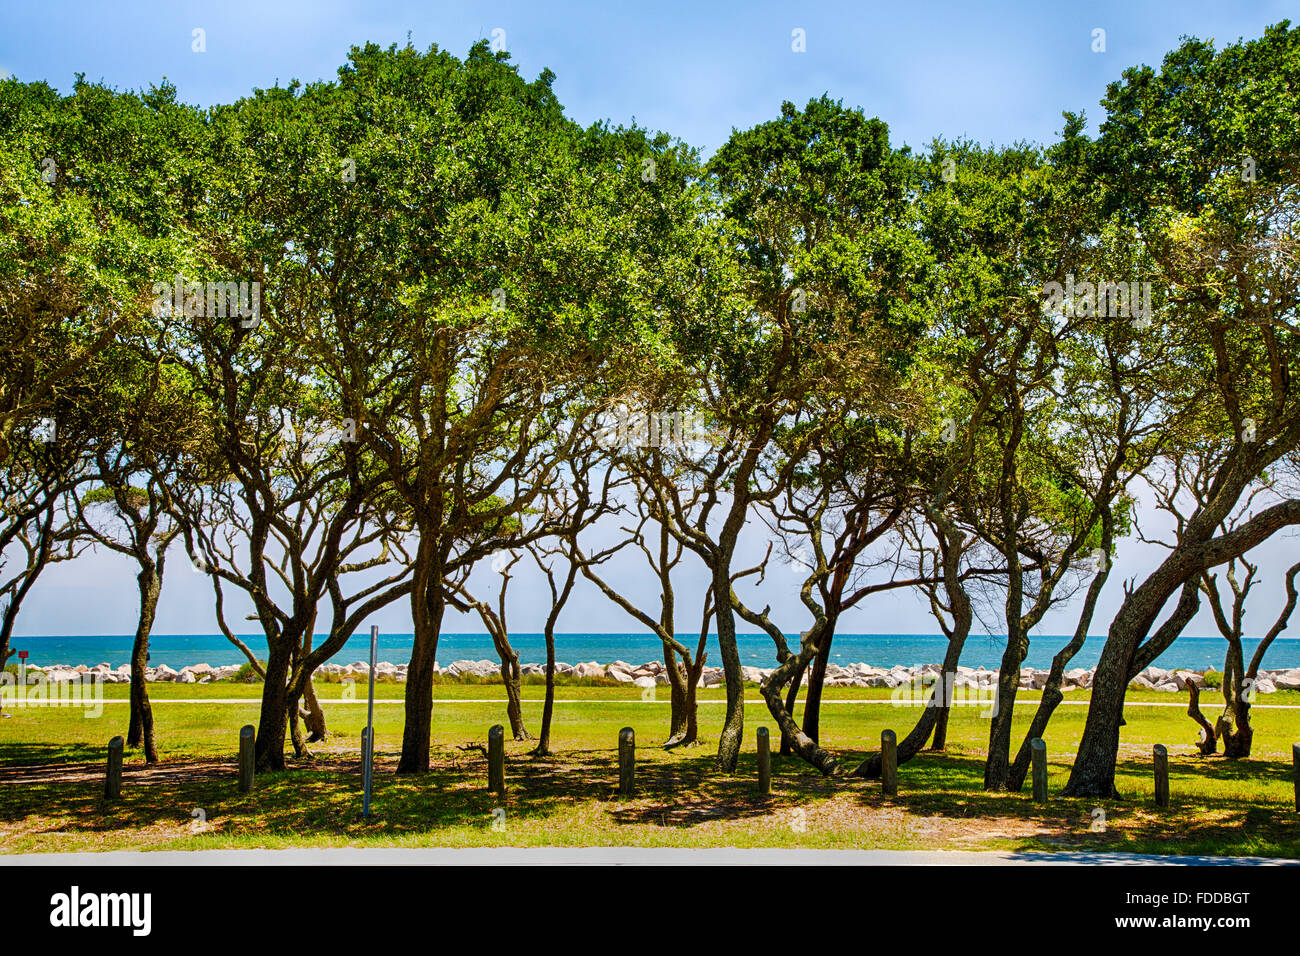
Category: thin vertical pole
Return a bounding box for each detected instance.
[238,724,255,794]
[1031,738,1048,804]
[618,727,635,796]
[1153,744,1169,808]
[488,724,505,794]
[1292,743,1299,813]
[881,729,898,796]
[363,624,377,817]
[104,736,123,800]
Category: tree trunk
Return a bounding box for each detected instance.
[758,625,841,776]
[780,658,807,755]
[288,692,307,758]
[800,627,834,744]
[1061,630,1128,798]
[1064,497,1300,797]
[664,644,689,745]
[1217,636,1253,758]
[501,654,531,741]
[984,631,1027,791]
[1184,679,1218,755]
[126,567,161,763]
[302,677,327,742]
[533,627,556,756]
[255,636,294,771]
[398,576,444,774]
[931,706,951,751]
[712,567,745,772]
[853,632,966,777]
[1006,562,1122,791]
[682,630,707,746]
[684,670,701,744]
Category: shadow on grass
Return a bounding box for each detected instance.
[0,739,1295,857]
[0,741,107,769]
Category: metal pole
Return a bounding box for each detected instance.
[363,624,377,817]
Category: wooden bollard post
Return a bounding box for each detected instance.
[104,736,123,800]
[757,727,771,795]
[1031,738,1048,804]
[618,727,635,796]
[881,729,898,796]
[1153,744,1170,808]
[488,724,505,795]
[1292,743,1299,812]
[238,724,255,794]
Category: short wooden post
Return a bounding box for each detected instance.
[238,724,255,794]
[1031,737,1048,804]
[488,724,505,795]
[757,727,771,795]
[1153,743,1170,808]
[881,729,898,796]
[618,727,635,796]
[1292,743,1299,812]
[104,736,123,800]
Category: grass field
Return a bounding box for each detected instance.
[2,680,1298,857]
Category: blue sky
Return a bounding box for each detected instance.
[3,1,1297,155]
[5,1,1300,640]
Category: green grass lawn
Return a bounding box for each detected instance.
[1,681,1298,856]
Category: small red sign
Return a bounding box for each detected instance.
[17,651,27,660]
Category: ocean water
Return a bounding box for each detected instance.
[10,632,1300,672]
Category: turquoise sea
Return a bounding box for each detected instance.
[10,632,1300,672]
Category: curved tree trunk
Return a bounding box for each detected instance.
[302,677,327,742]
[853,629,966,778]
[664,644,689,745]
[500,652,530,741]
[758,625,841,776]
[126,567,161,763]
[1006,554,1120,790]
[534,627,557,756]
[1217,636,1253,758]
[1183,678,1218,755]
[800,626,834,744]
[780,658,807,755]
[1065,499,1300,797]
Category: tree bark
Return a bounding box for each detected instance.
[780,658,806,755]
[1064,498,1300,797]
[712,565,746,772]
[665,644,689,744]
[801,626,834,744]
[1184,678,1218,755]
[398,571,444,774]
[126,567,161,763]
[302,677,327,742]
[1217,636,1253,758]
[255,635,295,771]
[984,630,1027,790]
[534,626,557,756]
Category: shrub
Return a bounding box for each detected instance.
[232,661,266,683]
